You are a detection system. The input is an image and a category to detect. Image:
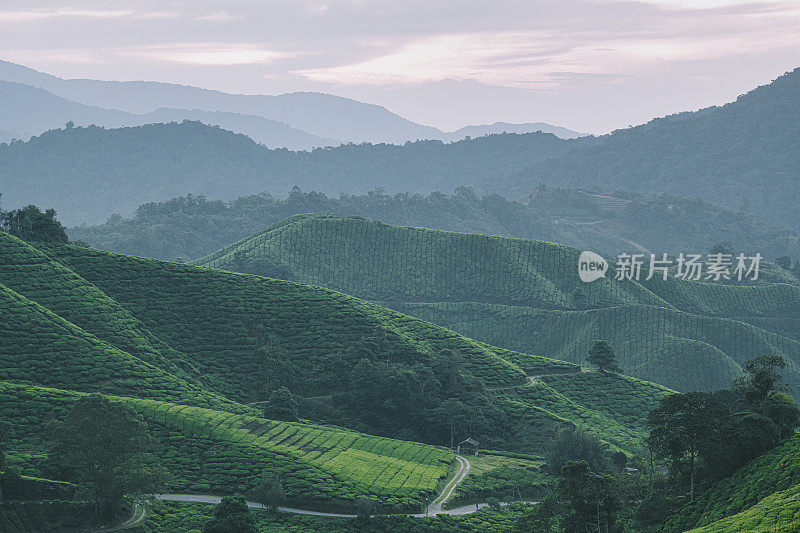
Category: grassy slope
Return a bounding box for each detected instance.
[194,215,800,395]
[0,233,675,512]
[662,434,800,532]
[0,382,451,510]
[43,241,671,454]
[687,483,800,532]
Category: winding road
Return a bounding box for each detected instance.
[103,452,533,529]
[153,454,476,519]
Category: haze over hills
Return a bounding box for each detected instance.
[0,61,580,145]
[3,64,799,234]
[0,81,338,150]
[0,121,585,225]
[500,67,800,228]
[67,187,800,264]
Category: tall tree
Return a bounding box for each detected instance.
[586,340,621,373]
[252,474,285,514]
[1,204,68,243]
[647,391,731,500]
[263,387,299,422]
[203,494,257,533]
[733,355,789,412]
[51,393,164,518]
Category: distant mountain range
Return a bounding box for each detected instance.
[500,67,800,227]
[0,122,584,225]
[1,61,798,233]
[0,60,581,147]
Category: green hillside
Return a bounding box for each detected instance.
[661,433,800,532]
[502,68,800,230]
[39,238,671,453]
[67,188,800,265]
[194,214,800,395]
[687,483,800,532]
[0,229,675,515]
[0,382,451,512]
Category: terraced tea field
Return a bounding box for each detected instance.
[194,214,800,397]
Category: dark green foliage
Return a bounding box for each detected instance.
[733,354,789,412]
[586,340,621,373]
[661,434,800,531]
[69,187,800,265]
[252,473,285,513]
[505,67,800,230]
[1,204,68,243]
[50,393,163,517]
[1,122,580,226]
[517,461,621,533]
[776,255,792,270]
[202,494,257,533]
[263,387,299,422]
[762,392,800,439]
[545,428,610,475]
[647,391,732,500]
[611,451,627,471]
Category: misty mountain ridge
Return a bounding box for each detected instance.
[499,67,800,228]
[0,60,580,145]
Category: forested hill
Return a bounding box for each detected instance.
[196,214,800,396]
[68,187,800,264]
[0,122,583,225]
[502,67,800,229]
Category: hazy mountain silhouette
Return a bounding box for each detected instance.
[497,67,800,229]
[0,60,579,143]
[0,81,338,149]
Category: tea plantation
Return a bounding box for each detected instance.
[0,229,682,523]
[0,382,451,511]
[194,214,800,397]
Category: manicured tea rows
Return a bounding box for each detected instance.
[193,215,800,398]
[687,483,800,533]
[46,243,529,400]
[0,383,453,510]
[197,214,664,310]
[0,233,193,379]
[0,285,239,412]
[391,301,800,394]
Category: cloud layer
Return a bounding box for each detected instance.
[1,0,798,132]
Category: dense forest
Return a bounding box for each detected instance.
[69,187,800,264]
[0,123,583,226]
[502,68,800,229]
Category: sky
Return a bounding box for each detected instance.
[0,0,799,133]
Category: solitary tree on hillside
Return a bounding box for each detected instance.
[587,340,621,373]
[52,393,164,518]
[776,255,792,270]
[1,204,68,244]
[252,473,285,514]
[203,494,257,533]
[263,387,299,422]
